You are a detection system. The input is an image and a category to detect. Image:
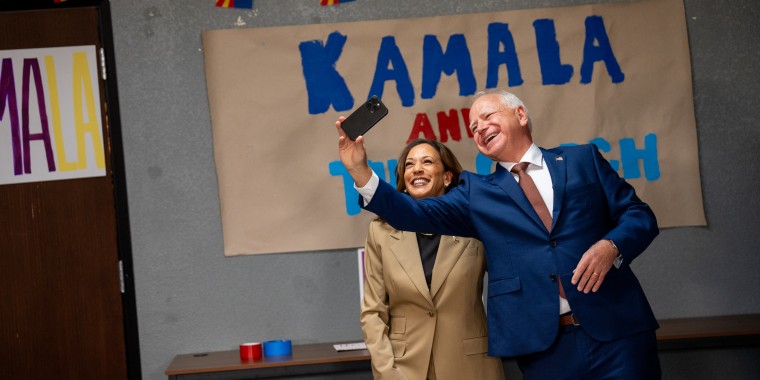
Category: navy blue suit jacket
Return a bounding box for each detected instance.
[363,144,659,357]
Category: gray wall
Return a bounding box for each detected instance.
[106,0,760,379]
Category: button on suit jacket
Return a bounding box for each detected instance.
[363,144,659,357]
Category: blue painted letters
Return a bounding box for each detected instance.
[421,34,476,99]
[299,32,354,113]
[534,19,574,85]
[299,15,625,114]
[368,36,415,107]
[486,23,523,89]
[580,16,624,84]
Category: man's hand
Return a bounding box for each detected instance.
[336,117,373,187]
[571,240,618,293]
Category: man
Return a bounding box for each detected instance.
[336,90,661,379]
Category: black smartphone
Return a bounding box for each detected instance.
[341,96,389,141]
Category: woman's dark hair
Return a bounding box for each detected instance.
[395,139,463,194]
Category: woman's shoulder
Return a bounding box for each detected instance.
[368,218,391,229]
[367,218,399,236]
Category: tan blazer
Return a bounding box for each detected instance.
[361,220,504,380]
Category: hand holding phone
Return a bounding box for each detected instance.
[340,96,389,141]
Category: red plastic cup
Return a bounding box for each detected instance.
[239,342,262,361]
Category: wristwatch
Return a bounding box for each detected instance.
[607,239,624,269]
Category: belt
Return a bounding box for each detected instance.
[559,313,580,326]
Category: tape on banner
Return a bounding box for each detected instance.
[263,339,292,356]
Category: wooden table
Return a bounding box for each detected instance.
[656,314,760,350]
[166,314,760,379]
[165,342,370,379]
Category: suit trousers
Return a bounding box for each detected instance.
[516,325,661,380]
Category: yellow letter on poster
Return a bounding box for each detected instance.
[45,55,77,171]
[72,51,105,169]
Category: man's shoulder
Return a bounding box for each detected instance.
[459,169,497,185]
[460,170,482,178]
[542,143,601,163]
[543,143,597,155]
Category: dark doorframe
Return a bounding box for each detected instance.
[0,0,141,378]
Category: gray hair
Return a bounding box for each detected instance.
[474,89,532,132]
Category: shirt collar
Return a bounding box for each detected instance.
[499,144,543,171]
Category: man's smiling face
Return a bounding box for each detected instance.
[468,93,532,163]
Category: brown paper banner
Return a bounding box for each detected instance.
[202,0,704,256]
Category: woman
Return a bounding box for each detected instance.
[360,139,504,380]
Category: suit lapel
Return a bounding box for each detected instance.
[429,236,465,299]
[389,229,434,306]
[492,164,546,232]
[542,148,566,226]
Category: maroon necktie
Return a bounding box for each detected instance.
[511,162,566,298]
[511,162,552,232]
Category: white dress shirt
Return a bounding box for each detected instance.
[500,144,554,219]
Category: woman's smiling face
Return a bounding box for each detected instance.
[403,143,452,200]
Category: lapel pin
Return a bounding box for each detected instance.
[555,157,564,161]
